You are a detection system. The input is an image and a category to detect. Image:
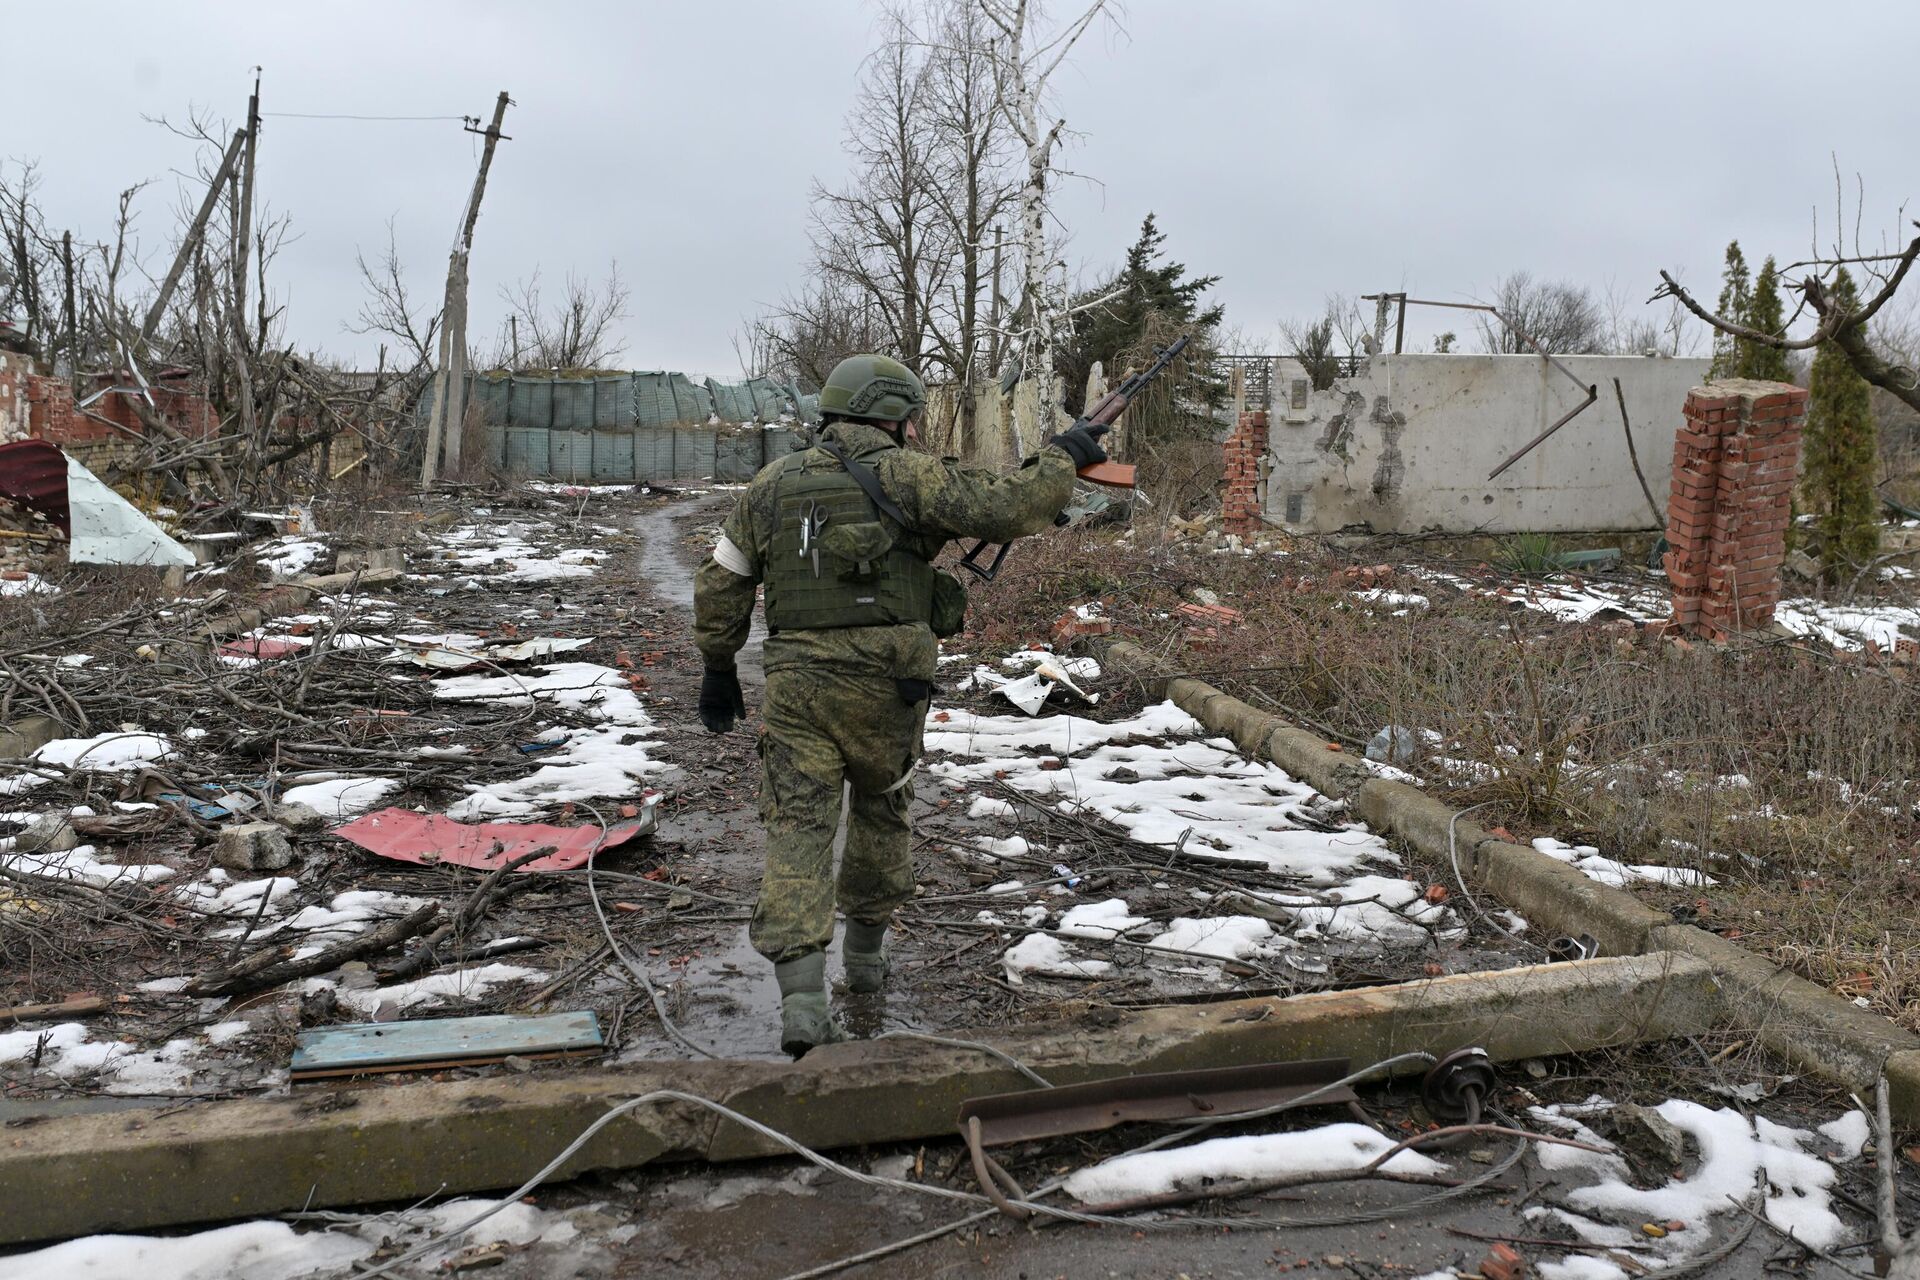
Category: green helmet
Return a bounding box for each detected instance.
[818,354,926,423]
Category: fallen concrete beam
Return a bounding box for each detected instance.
[1104,638,1920,1119]
[299,565,404,593]
[0,953,1714,1244]
[0,713,62,760]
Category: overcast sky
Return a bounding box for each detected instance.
[8,1,1917,376]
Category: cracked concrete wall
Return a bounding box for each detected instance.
[1266,353,1711,534]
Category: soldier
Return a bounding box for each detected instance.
[692,353,1109,1055]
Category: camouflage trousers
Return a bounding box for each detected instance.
[749,669,929,963]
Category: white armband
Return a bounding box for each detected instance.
[712,533,754,577]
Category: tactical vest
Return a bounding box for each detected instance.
[762,445,935,633]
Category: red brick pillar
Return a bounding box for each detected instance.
[1221,409,1269,535]
[1663,380,1806,640]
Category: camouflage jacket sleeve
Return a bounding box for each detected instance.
[883,445,1078,544]
[692,484,763,672]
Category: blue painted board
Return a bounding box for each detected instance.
[291,1011,602,1073]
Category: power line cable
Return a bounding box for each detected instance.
[262,111,470,122]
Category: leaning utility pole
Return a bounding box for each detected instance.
[422,91,511,486]
[230,70,262,448]
[141,128,246,346]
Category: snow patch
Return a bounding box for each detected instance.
[1062,1122,1444,1202]
[1001,934,1112,983]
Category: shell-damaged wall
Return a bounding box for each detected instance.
[1265,353,1712,534]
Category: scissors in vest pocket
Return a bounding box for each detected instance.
[797,501,830,577]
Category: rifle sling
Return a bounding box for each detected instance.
[818,439,913,530]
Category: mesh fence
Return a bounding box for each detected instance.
[419,370,799,431]
[489,425,803,482]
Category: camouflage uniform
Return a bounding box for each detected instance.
[694,420,1075,962]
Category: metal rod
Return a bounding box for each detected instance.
[1486,383,1598,480]
[1360,294,1590,394]
[1613,376,1664,528]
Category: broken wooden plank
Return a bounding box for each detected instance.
[291,1012,602,1080]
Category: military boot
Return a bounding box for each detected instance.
[842,917,891,995]
[774,951,848,1058]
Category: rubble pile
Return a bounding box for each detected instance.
[0,499,59,579]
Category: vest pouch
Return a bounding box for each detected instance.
[930,569,968,638]
[819,520,893,581]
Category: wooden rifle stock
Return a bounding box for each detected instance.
[957,335,1185,581]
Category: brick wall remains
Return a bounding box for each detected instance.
[1663,380,1806,641]
[0,355,216,454]
[1222,408,1269,536]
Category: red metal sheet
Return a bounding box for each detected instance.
[218,637,305,661]
[0,439,71,534]
[330,803,657,872]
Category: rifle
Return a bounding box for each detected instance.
[958,333,1191,582]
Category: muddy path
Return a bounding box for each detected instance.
[614,492,993,1059]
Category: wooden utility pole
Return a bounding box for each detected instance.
[229,71,262,453]
[59,231,77,382]
[422,91,511,486]
[141,128,246,346]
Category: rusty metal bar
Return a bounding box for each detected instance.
[1360,294,1592,396]
[1362,293,1602,477]
[956,1057,1356,1147]
[1486,382,1600,480]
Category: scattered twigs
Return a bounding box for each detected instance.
[184,902,440,997]
[380,847,554,982]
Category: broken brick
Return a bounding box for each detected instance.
[1175,601,1243,625]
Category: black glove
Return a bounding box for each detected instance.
[1053,422,1111,469]
[698,668,746,733]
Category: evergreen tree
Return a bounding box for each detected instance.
[1802,267,1881,580]
[1709,241,1749,378]
[1737,256,1792,382]
[1058,213,1223,415]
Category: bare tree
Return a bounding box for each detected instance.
[1654,174,1920,417]
[808,9,948,375]
[978,0,1119,458]
[1601,282,1701,357]
[1279,293,1372,389]
[0,162,60,358]
[6,108,415,500]
[495,264,630,370]
[744,275,893,391]
[748,0,1019,436]
[349,222,441,386]
[1474,271,1605,355]
[920,0,1018,410]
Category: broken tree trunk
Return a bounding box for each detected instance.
[141,129,246,347]
[184,902,439,998]
[422,91,510,486]
[380,846,552,982]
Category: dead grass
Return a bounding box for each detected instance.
[954,519,1920,1027]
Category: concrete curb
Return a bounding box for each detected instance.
[1104,638,1920,1116]
[0,954,1714,1244]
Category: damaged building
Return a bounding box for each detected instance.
[1240,350,1711,535]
